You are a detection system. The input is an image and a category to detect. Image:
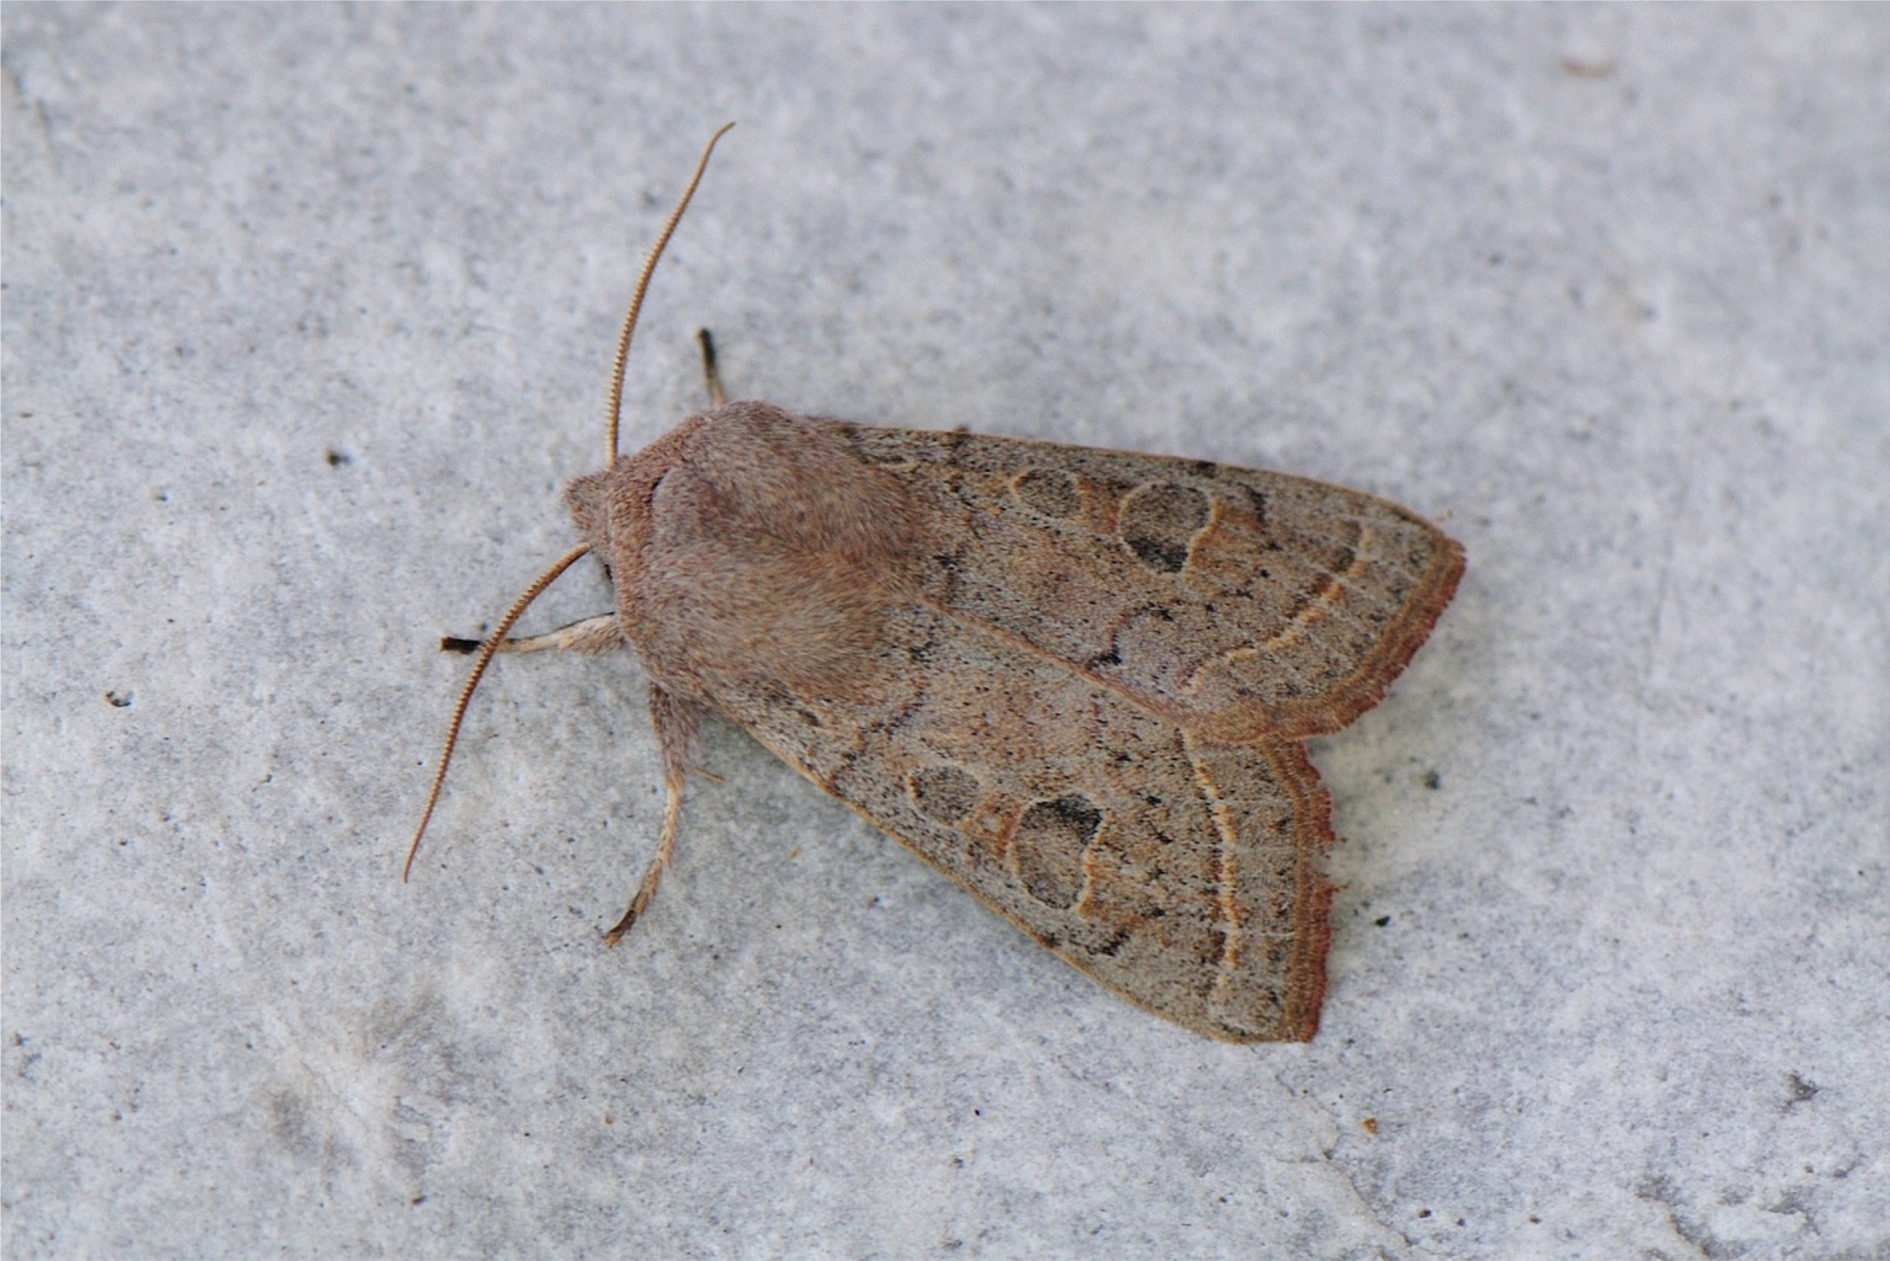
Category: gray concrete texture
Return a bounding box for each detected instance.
[4,5,1886,1258]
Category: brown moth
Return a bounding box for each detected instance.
[408,125,1463,1042]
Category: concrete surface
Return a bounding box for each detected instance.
[5,5,1886,1258]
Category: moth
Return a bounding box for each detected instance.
[408,125,1464,1042]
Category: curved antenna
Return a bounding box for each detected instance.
[605,122,736,464]
[404,543,592,881]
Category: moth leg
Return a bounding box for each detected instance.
[605,685,706,945]
[697,328,726,408]
[604,770,683,946]
[439,614,623,656]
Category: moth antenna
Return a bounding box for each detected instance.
[605,121,736,463]
[404,544,592,882]
[698,328,727,408]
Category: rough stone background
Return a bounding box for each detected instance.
[5,6,1886,1258]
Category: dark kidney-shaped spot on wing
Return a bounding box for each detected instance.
[1013,793,1105,909]
[1119,482,1210,573]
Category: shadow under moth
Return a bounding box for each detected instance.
[408,125,1464,1042]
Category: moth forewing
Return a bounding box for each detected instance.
[683,419,1460,1042]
